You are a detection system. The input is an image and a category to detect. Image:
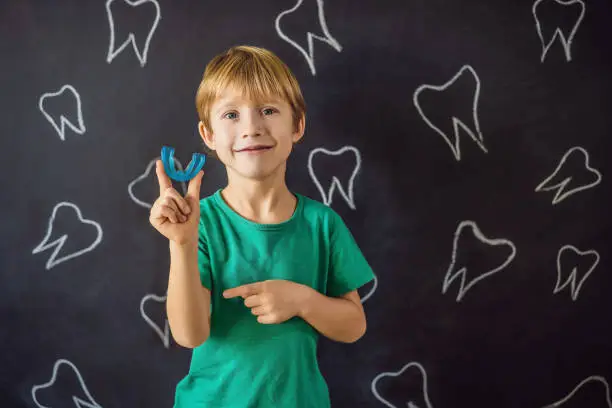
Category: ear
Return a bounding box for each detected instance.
[292,114,306,144]
[198,121,215,151]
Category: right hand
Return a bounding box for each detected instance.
[149,159,204,246]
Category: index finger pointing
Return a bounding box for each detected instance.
[223,283,259,299]
[155,159,173,195]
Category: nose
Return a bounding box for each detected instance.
[241,109,264,138]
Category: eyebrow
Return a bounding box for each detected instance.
[215,103,235,115]
[214,99,282,115]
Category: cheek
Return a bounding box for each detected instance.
[212,128,234,150]
[281,130,297,154]
[216,138,233,151]
[280,140,294,156]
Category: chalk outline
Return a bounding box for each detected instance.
[275,0,342,76]
[413,65,487,161]
[140,292,170,348]
[533,0,585,63]
[553,244,599,301]
[535,146,601,205]
[542,375,611,407]
[128,157,187,209]
[38,84,86,141]
[371,361,434,408]
[307,146,361,210]
[106,0,161,67]
[442,220,517,302]
[32,202,103,270]
[31,358,103,408]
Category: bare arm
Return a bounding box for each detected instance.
[166,241,211,348]
[298,289,367,343]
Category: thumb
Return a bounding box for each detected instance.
[186,170,204,200]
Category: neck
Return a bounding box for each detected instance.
[222,164,296,223]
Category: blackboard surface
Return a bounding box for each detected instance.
[1,0,611,407]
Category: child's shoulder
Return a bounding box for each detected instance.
[198,191,218,207]
[294,191,329,212]
[294,191,346,227]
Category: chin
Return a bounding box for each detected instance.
[236,163,284,181]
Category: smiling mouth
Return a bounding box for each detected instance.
[236,146,273,152]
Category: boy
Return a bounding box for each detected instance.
[149,45,375,408]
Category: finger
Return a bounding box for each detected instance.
[243,295,263,308]
[223,283,259,299]
[256,314,276,324]
[156,160,173,196]
[151,198,168,219]
[223,286,246,299]
[159,205,179,223]
[164,202,187,222]
[160,195,178,212]
[250,305,267,316]
[160,197,187,221]
[164,188,191,216]
[160,205,180,223]
[186,170,204,200]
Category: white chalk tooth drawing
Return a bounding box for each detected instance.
[140,293,170,348]
[275,0,342,76]
[128,157,187,209]
[535,146,601,205]
[442,220,517,302]
[106,0,161,67]
[541,375,611,407]
[38,84,86,141]
[532,0,585,63]
[31,358,103,408]
[413,65,487,161]
[32,202,103,270]
[553,245,599,301]
[371,361,434,408]
[307,146,361,210]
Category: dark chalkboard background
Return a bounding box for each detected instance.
[1,0,611,407]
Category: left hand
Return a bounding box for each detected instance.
[223,280,312,324]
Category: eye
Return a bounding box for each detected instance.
[262,107,277,116]
[223,111,238,120]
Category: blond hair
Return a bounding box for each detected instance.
[195,45,306,154]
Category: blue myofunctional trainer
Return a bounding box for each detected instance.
[161,146,206,182]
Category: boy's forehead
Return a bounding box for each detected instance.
[214,86,284,106]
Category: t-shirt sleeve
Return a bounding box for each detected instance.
[326,210,375,298]
[197,216,212,291]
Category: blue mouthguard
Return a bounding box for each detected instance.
[161,146,206,182]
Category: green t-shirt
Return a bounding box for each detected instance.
[173,189,375,408]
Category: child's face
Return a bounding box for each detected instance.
[199,86,304,182]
